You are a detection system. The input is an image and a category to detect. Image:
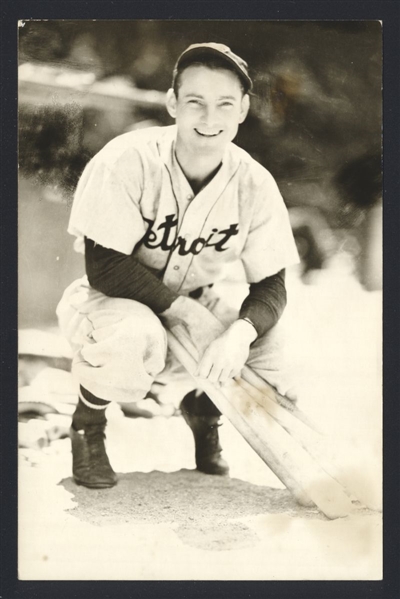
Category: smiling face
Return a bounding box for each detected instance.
[166,65,250,158]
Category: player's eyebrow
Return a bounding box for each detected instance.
[182,93,204,99]
[182,92,238,101]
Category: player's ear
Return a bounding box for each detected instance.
[239,94,250,124]
[166,88,177,118]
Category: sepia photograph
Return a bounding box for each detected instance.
[17,19,383,581]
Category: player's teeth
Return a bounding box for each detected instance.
[196,130,219,136]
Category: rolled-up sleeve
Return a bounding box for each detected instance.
[240,172,300,282]
[68,150,145,255]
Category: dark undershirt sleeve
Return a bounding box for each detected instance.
[84,238,287,335]
[84,237,179,314]
[239,269,287,338]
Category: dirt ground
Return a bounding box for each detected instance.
[18,263,383,580]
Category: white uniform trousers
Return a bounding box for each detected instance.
[56,276,293,404]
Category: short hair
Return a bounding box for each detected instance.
[172,55,247,97]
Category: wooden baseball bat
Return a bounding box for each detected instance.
[167,325,355,519]
[238,371,378,510]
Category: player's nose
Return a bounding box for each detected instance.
[200,104,218,126]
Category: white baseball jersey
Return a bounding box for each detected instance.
[68,125,299,294]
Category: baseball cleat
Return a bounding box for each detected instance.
[180,391,230,476]
[70,424,117,488]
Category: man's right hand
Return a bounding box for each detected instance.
[159,295,226,356]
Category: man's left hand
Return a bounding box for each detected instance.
[195,319,257,385]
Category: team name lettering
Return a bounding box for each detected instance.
[142,215,239,256]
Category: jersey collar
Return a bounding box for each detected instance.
[157,125,242,198]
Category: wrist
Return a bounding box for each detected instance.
[159,294,183,316]
[232,318,258,344]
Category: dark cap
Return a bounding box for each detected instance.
[174,42,253,92]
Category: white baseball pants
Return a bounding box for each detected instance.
[56,276,294,404]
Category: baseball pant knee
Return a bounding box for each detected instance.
[70,300,168,403]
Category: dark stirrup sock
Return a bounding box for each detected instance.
[72,386,111,431]
[80,385,110,407]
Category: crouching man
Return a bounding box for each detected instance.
[57,42,300,488]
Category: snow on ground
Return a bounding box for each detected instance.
[18,259,382,580]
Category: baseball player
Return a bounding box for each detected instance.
[56,43,300,489]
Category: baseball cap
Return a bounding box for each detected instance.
[173,42,253,92]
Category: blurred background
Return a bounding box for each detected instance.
[18,20,382,328]
[17,21,383,515]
